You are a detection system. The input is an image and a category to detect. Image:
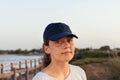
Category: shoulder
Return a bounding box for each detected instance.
[32,72,55,80]
[69,64,85,73]
[32,72,45,80]
[69,64,87,80]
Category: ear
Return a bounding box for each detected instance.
[44,45,50,54]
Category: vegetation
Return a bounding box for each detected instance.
[0,48,43,55]
[71,57,108,65]
[71,45,120,80]
[107,57,120,80]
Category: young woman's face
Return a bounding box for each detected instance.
[44,36,75,63]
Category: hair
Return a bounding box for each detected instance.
[42,39,51,68]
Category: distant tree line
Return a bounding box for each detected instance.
[0,48,43,55]
[73,45,120,60]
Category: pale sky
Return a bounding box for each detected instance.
[0,0,120,50]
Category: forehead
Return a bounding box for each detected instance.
[52,36,73,41]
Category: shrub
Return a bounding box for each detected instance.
[71,58,108,65]
[117,52,120,56]
[74,50,108,60]
[107,58,120,80]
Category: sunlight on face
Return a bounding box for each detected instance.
[47,36,75,63]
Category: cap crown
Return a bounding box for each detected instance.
[43,22,78,41]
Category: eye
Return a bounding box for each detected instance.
[55,40,62,44]
[67,38,73,43]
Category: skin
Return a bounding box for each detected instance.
[42,36,75,80]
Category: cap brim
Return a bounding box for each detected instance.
[49,32,78,41]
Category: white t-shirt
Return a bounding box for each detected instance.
[32,64,87,80]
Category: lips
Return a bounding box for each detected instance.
[62,51,72,54]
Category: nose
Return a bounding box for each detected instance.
[62,41,71,48]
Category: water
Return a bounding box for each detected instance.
[0,54,42,65]
[0,54,42,73]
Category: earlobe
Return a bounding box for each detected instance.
[44,45,50,54]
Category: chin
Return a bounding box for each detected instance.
[64,57,73,62]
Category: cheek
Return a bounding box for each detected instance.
[51,48,60,55]
[48,46,60,55]
[50,47,62,56]
[72,45,75,52]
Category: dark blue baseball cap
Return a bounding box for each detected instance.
[43,22,78,41]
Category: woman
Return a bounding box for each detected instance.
[32,22,87,80]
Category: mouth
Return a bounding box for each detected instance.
[62,51,72,54]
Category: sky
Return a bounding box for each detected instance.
[0,0,120,50]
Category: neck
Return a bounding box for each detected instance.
[49,60,69,73]
[43,61,70,80]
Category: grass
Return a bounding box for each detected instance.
[71,57,108,65]
[106,57,120,80]
[71,57,120,80]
